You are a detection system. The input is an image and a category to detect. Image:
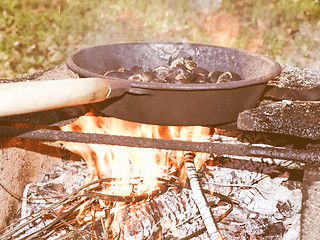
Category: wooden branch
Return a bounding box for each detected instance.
[184,152,223,239]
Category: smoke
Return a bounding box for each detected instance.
[189,0,223,12]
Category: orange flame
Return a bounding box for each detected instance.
[60,112,210,184]
[60,112,210,231]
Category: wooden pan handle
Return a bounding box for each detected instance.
[0,78,121,117]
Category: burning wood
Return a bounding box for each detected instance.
[55,113,218,238]
[2,154,300,239]
[0,114,302,239]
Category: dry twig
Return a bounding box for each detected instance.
[184,152,223,239]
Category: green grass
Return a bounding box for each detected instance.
[0,0,102,77]
[1,0,320,78]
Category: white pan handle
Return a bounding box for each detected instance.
[0,78,112,117]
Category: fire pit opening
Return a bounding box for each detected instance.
[0,111,308,240]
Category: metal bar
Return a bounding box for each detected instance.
[0,125,319,163]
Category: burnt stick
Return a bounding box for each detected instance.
[184,152,223,239]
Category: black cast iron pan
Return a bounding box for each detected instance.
[0,42,281,126]
[66,42,281,126]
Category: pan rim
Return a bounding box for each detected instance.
[66,41,282,91]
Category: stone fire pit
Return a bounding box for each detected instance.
[0,62,319,239]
